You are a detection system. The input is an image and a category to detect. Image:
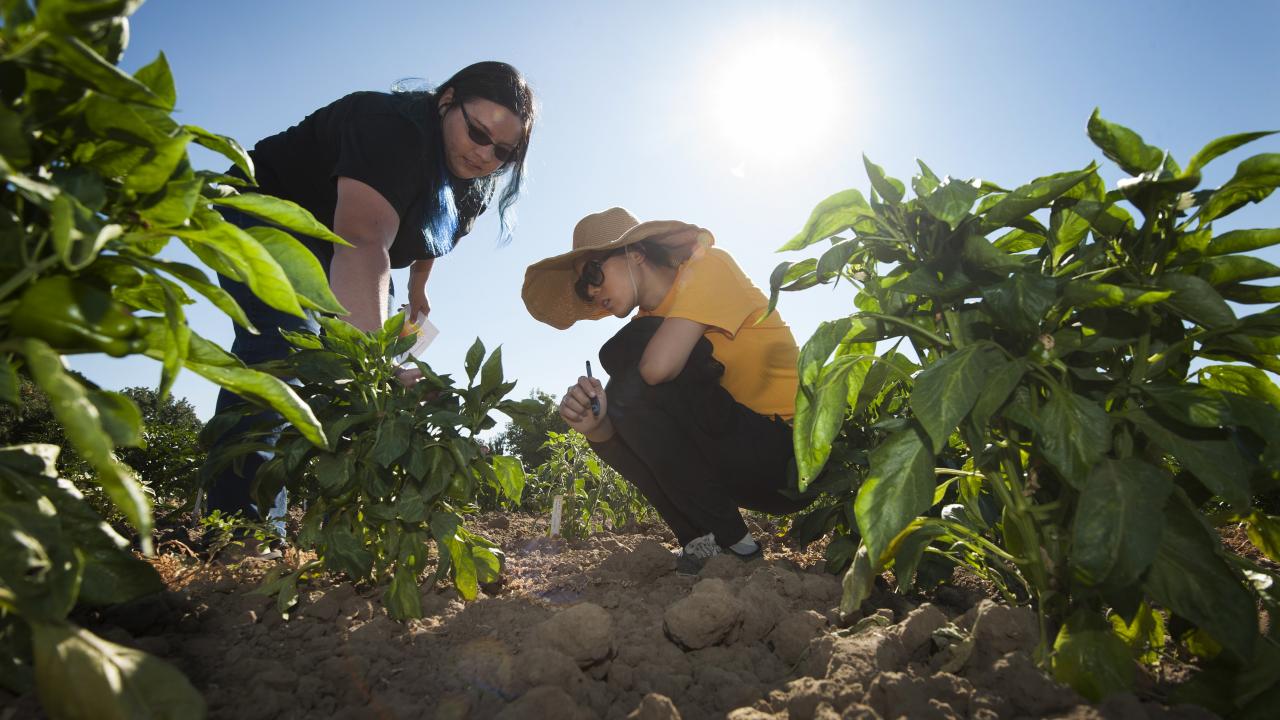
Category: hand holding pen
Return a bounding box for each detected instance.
[558,360,608,437]
[586,361,600,416]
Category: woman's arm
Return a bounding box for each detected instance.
[330,177,399,332]
[407,257,434,319]
[637,317,710,385]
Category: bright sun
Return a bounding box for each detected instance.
[708,33,843,167]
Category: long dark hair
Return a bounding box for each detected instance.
[436,61,536,244]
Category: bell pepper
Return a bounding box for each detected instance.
[9,275,145,357]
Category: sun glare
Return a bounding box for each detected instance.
[709,33,844,167]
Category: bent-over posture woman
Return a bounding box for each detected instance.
[207,62,536,536]
[522,208,810,573]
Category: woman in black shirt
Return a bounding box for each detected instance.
[207,62,536,536]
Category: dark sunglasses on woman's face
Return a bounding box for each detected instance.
[457,103,519,163]
[574,259,606,302]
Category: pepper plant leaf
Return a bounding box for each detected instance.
[854,423,935,563]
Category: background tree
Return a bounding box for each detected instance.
[491,389,567,471]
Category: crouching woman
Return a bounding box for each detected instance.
[521,208,811,572]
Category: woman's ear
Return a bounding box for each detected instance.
[437,88,454,116]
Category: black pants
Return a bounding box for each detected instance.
[589,317,812,547]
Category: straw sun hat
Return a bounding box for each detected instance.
[522,207,712,329]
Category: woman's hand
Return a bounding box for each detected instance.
[559,375,613,441]
[408,258,434,320]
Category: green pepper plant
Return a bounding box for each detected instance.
[770,111,1280,711]
[213,315,541,620]
[0,1,353,717]
[524,429,653,538]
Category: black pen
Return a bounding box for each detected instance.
[586,361,600,416]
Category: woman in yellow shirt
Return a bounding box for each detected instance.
[522,208,811,572]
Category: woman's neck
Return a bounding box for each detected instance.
[636,263,678,312]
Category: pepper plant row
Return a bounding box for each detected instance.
[771,112,1280,713]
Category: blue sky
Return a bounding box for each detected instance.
[73,0,1280,421]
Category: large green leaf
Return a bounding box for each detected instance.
[1195,255,1280,286]
[140,258,256,333]
[243,225,345,315]
[1143,492,1257,660]
[383,569,423,621]
[1062,280,1173,308]
[1071,458,1171,587]
[19,339,152,548]
[780,189,873,251]
[795,353,871,489]
[918,178,980,230]
[184,361,328,449]
[1205,228,1280,257]
[1030,389,1109,489]
[863,155,904,205]
[910,342,998,453]
[321,520,374,581]
[1052,609,1135,701]
[185,124,254,180]
[369,414,412,468]
[32,621,206,720]
[131,51,176,110]
[1200,153,1280,222]
[122,131,192,195]
[1185,130,1277,176]
[969,358,1027,430]
[1157,273,1236,328]
[175,213,304,317]
[1127,410,1251,511]
[210,193,346,245]
[1199,365,1280,411]
[983,166,1096,228]
[1087,109,1165,176]
[490,455,525,504]
[980,272,1057,336]
[41,34,165,107]
[854,424,935,563]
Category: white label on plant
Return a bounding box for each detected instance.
[550,495,563,537]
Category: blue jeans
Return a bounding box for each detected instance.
[203,206,321,533]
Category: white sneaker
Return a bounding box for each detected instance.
[676,533,721,574]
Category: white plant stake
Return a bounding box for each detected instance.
[550,494,564,537]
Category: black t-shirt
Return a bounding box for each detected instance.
[249,91,486,269]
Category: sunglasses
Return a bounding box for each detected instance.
[574,259,606,302]
[457,103,519,163]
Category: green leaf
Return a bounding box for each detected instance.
[1062,280,1173,308]
[243,225,346,315]
[1110,603,1166,666]
[1052,609,1135,701]
[1157,273,1236,328]
[42,34,165,107]
[1196,255,1280,286]
[19,339,152,549]
[839,542,876,617]
[1199,153,1280,223]
[1128,409,1251,511]
[1205,228,1280,257]
[183,361,328,449]
[795,353,871,489]
[780,189,873,251]
[185,125,254,180]
[1220,284,1280,304]
[1071,458,1171,587]
[122,132,193,195]
[1031,390,1109,489]
[384,570,423,621]
[132,52,176,110]
[910,342,999,453]
[1186,130,1277,177]
[1245,513,1280,563]
[370,415,412,468]
[141,259,256,333]
[981,272,1057,336]
[210,193,346,245]
[312,452,354,496]
[1199,365,1280,411]
[490,455,525,504]
[86,389,143,448]
[816,239,859,281]
[862,155,904,205]
[137,172,201,227]
[175,214,304,318]
[961,234,1023,274]
[854,423,935,563]
[983,166,1096,228]
[479,345,504,398]
[918,178,980,230]
[1087,109,1164,176]
[32,622,206,720]
[321,521,374,581]
[1143,492,1258,660]
[464,338,485,383]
